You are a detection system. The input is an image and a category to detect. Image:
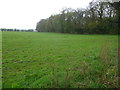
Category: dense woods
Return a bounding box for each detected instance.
[36,0,119,34]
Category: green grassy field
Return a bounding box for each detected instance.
[2,32,118,88]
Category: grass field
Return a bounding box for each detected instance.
[2,32,118,88]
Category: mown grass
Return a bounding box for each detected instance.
[2,32,118,88]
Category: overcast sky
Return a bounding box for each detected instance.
[0,0,93,29]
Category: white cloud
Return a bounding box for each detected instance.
[0,0,92,29]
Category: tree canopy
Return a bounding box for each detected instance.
[36,0,119,34]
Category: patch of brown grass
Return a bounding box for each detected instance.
[99,41,118,88]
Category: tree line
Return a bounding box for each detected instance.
[36,0,119,34]
[0,28,34,32]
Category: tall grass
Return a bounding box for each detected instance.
[99,41,118,88]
